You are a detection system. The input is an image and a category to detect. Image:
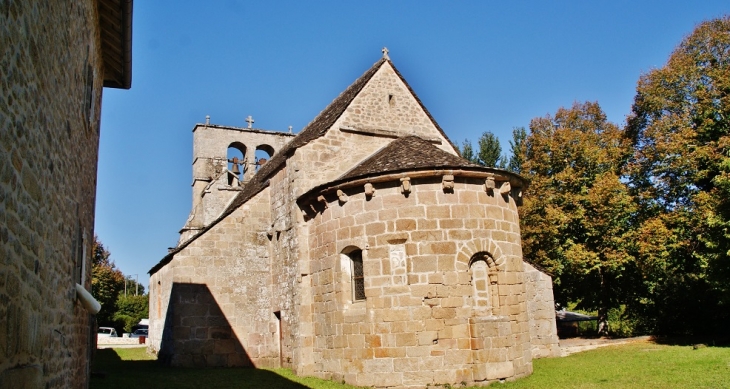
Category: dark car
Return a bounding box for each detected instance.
[130,328,148,338]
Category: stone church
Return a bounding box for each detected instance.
[148,51,559,388]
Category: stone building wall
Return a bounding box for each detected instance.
[304,177,533,388]
[523,263,560,358]
[268,166,300,369]
[149,190,281,368]
[1,1,105,388]
[291,62,456,196]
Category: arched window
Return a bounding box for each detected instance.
[469,252,499,315]
[340,247,365,303]
[350,249,365,301]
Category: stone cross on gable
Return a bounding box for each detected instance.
[382,47,389,60]
[246,115,254,129]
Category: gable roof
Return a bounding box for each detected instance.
[150,56,461,274]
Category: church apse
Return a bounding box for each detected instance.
[300,165,537,387]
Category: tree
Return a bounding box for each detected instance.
[459,139,478,164]
[521,101,636,335]
[476,131,505,168]
[114,294,149,333]
[626,16,730,335]
[91,236,125,326]
[508,127,527,173]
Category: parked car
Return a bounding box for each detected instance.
[98,327,118,338]
[130,328,148,338]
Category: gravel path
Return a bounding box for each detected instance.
[559,336,652,356]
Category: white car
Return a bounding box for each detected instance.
[97,327,118,337]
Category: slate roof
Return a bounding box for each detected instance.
[338,136,480,181]
[298,135,522,202]
[150,56,461,274]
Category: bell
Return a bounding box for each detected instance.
[231,162,241,175]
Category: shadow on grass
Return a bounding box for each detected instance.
[650,335,730,347]
[91,348,309,389]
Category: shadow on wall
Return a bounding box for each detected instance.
[92,348,308,388]
[159,283,252,367]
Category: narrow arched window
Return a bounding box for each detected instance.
[470,251,499,315]
[349,249,365,301]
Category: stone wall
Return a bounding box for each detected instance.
[1,1,104,388]
[303,176,533,388]
[523,263,560,358]
[149,189,281,368]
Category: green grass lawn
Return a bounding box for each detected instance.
[502,341,730,389]
[90,342,730,389]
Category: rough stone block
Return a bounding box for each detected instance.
[486,362,515,380]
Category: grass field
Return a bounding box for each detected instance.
[90,341,730,389]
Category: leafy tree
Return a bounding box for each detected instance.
[91,236,125,326]
[477,131,505,168]
[114,294,149,333]
[508,127,527,173]
[459,139,478,164]
[521,101,636,335]
[626,16,730,335]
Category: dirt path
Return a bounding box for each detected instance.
[559,336,652,356]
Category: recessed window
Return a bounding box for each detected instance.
[469,251,499,315]
[349,249,365,301]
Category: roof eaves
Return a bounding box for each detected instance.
[99,0,133,89]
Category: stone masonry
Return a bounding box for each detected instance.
[149,53,559,388]
[1,1,132,388]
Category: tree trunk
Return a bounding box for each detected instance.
[597,268,609,337]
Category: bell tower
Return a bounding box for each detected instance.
[178,117,295,244]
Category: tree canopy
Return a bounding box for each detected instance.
[520,101,635,335]
[91,237,125,326]
[92,236,149,331]
[452,16,730,337]
[626,16,730,334]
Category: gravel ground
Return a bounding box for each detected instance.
[559,336,653,356]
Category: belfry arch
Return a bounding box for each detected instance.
[255,144,275,171]
[226,141,247,183]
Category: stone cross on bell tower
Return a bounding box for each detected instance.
[381,47,390,60]
[245,115,255,129]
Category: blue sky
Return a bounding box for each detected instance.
[97,1,729,289]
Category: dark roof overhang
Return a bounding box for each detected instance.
[98,0,133,89]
